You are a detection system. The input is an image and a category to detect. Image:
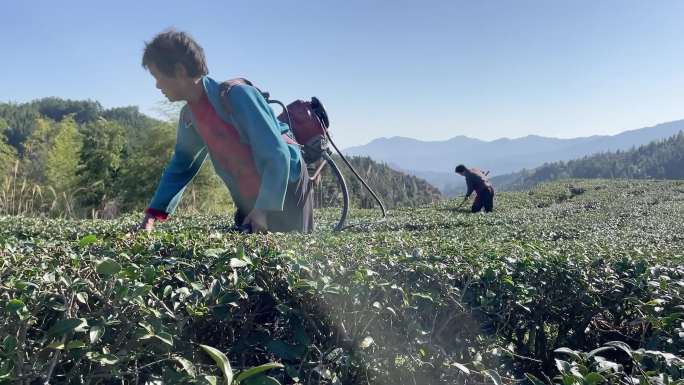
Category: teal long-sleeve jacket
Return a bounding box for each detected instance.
[147,76,302,216]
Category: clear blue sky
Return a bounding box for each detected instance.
[2,0,683,148]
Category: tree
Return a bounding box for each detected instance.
[77,118,125,209]
[502,131,684,189]
[21,117,58,183]
[46,116,82,193]
[115,121,176,212]
[0,102,42,153]
[0,118,18,177]
[33,97,102,124]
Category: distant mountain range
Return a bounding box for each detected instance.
[344,119,684,196]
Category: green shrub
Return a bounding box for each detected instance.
[1,180,683,384]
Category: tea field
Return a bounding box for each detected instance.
[1,180,684,385]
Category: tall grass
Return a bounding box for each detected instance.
[0,161,81,218]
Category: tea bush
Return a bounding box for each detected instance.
[1,179,683,384]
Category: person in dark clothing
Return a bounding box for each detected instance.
[455,164,495,213]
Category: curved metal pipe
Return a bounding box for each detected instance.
[322,151,350,231]
[325,130,386,217]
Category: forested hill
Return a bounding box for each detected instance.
[492,132,684,190]
[317,156,442,209]
[0,97,231,218]
[0,98,441,218]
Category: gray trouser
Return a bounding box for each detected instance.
[234,161,314,233]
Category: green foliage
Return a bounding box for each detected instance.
[200,344,233,385]
[0,98,99,155]
[0,119,17,178]
[77,117,126,210]
[114,120,176,212]
[316,155,442,209]
[499,131,684,189]
[1,180,683,384]
[32,97,103,124]
[20,117,57,183]
[0,102,42,152]
[0,99,237,217]
[102,106,161,133]
[175,162,235,216]
[46,115,82,193]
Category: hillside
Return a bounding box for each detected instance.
[493,132,684,190]
[0,98,440,219]
[316,155,442,209]
[2,180,683,384]
[344,120,684,195]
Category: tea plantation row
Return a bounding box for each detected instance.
[1,180,683,384]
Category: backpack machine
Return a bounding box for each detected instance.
[220,78,386,231]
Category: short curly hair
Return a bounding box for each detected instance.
[455,164,466,173]
[142,28,208,78]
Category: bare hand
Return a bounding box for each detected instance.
[138,213,156,232]
[243,208,268,233]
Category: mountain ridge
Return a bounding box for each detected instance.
[344,119,684,195]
